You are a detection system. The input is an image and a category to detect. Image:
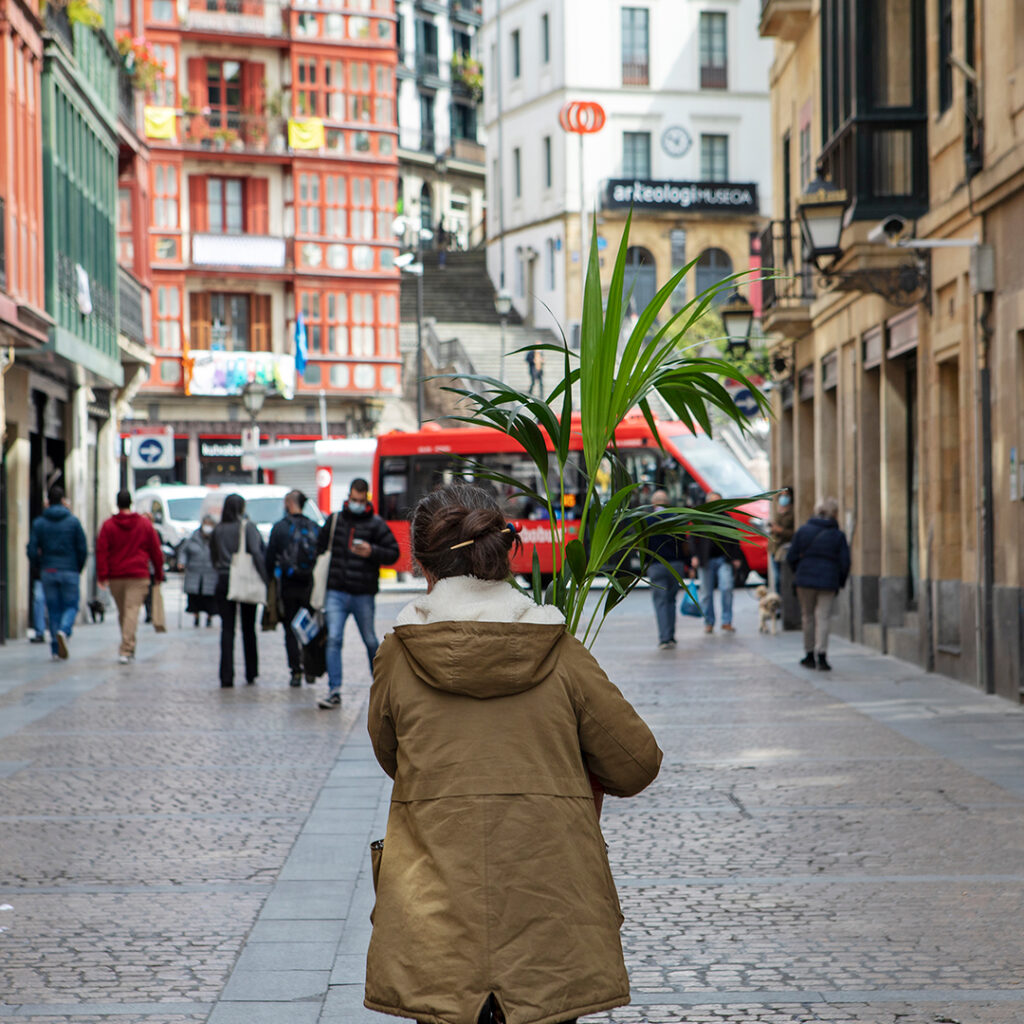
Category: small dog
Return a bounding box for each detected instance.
[87,599,106,624]
[756,585,781,635]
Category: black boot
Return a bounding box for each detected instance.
[799,652,816,668]
[817,653,831,671]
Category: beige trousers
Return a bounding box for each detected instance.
[109,577,151,657]
[797,586,835,654]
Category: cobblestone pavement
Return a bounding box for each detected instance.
[2,579,1024,1024]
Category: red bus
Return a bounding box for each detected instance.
[374,414,769,580]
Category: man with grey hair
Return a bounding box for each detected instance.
[786,496,850,671]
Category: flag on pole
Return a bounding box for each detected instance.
[295,313,308,377]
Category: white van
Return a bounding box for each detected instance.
[133,485,211,553]
[199,485,325,542]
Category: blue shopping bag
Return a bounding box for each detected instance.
[679,585,702,618]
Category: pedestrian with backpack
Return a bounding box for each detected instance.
[266,490,321,687]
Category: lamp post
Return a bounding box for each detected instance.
[720,289,755,356]
[794,173,850,263]
[494,287,512,383]
[240,381,267,483]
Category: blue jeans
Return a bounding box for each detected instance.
[33,579,49,635]
[649,560,686,644]
[325,589,378,694]
[698,556,734,627]
[41,569,80,654]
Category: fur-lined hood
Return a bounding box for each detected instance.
[391,576,566,699]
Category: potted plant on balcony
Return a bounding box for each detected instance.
[115,32,165,92]
[243,107,268,151]
[211,127,240,150]
[450,52,483,102]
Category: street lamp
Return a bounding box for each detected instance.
[395,251,426,427]
[494,287,512,383]
[795,173,850,264]
[240,380,267,483]
[720,289,754,356]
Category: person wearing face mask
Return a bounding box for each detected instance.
[314,478,400,709]
[179,514,220,627]
[769,485,795,595]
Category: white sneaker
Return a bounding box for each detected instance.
[118,654,134,664]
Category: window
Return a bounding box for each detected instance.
[210,293,251,351]
[695,247,733,301]
[541,12,550,63]
[327,291,348,355]
[621,8,649,86]
[152,163,179,229]
[205,59,242,130]
[349,60,372,122]
[623,247,656,315]
[546,237,556,290]
[148,43,176,107]
[419,181,433,235]
[452,101,477,142]
[351,175,374,240]
[118,188,134,265]
[189,292,268,352]
[148,0,173,22]
[699,12,727,89]
[700,133,728,181]
[515,247,524,296]
[670,228,687,310]
[378,291,398,357]
[300,291,324,353]
[295,56,346,119]
[938,0,952,112]
[622,132,651,178]
[352,291,375,355]
[799,122,811,189]
[543,135,552,188]
[511,29,521,78]
[207,178,244,234]
[453,28,471,58]
[297,173,322,235]
[156,285,181,351]
[419,91,435,151]
[513,147,522,198]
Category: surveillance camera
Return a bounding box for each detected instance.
[868,215,910,246]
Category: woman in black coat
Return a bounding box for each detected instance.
[786,496,851,672]
[210,494,267,688]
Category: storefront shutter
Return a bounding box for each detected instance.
[246,178,269,235]
[250,294,271,351]
[188,175,208,234]
[190,292,211,350]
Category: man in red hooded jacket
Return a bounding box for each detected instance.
[96,490,165,663]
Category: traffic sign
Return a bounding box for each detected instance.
[731,388,760,419]
[129,427,175,470]
[558,101,606,135]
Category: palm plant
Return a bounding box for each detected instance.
[443,213,770,646]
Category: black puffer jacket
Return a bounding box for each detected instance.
[786,516,850,591]
[317,501,400,596]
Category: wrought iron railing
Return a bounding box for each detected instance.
[416,53,440,79]
[182,112,286,152]
[118,266,146,345]
[622,61,649,86]
[759,220,815,312]
[700,64,728,89]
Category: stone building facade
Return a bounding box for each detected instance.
[760,0,1024,700]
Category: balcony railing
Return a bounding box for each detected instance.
[700,64,728,90]
[449,0,483,25]
[758,221,815,314]
[118,72,136,128]
[0,196,6,291]
[183,0,286,36]
[192,232,287,269]
[622,61,649,87]
[452,137,484,164]
[46,3,74,53]
[182,112,288,153]
[118,266,147,345]
[416,53,440,80]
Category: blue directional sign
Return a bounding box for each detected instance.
[137,438,165,464]
[129,429,175,470]
[732,388,760,418]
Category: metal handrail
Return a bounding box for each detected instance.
[759,220,815,310]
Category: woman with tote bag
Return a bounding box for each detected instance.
[210,494,267,688]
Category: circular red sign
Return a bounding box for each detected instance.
[558,101,606,135]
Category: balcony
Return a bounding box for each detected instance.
[622,61,649,87]
[182,0,286,36]
[118,266,147,345]
[449,0,482,26]
[45,3,74,53]
[181,112,288,154]
[758,220,815,336]
[700,64,728,90]
[452,137,484,165]
[759,0,812,41]
[118,72,137,129]
[191,233,287,269]
[416,52,442,85]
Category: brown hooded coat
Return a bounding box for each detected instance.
[364,587,662,1024]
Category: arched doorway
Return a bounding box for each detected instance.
[695,247,733,302]
[623,246,657,315]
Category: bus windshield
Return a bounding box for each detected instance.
[667,431,762,499]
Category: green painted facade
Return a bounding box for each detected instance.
[41,0,123,386]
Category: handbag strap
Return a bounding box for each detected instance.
[325,512,338,552]
[238,517,246,555]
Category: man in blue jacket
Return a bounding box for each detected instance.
[27,485,88,660]
[787,496,851,671]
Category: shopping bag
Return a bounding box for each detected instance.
[151,582,167,632]
[309,513,336,612]
[679,584,702,617]
[304,619,327,679]
[227,520,266,605]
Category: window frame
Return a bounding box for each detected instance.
[621,7,650,87]
[700,133,729,182]
[511,28,521,79]
[623,131,652,178]
[698,11,728,90]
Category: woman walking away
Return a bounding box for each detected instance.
[179,514,219,627]
[365,483,663,1024]
[210,494,266,687]
[787,496,851,672]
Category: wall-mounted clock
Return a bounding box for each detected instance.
[661,125,692,158]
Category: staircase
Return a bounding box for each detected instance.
[399,250,525,326]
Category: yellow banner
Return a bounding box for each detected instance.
[288,117,325,151]
[143,106,177,140]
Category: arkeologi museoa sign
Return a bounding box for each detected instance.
[604,179,759,214]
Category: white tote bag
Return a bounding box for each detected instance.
[309,513,337,612]
[227,519,266,605]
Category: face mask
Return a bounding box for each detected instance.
[348,501,366,515]
[201,524,214,535]
[779,496,791,507]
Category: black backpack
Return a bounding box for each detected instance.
[278,516,318,578]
